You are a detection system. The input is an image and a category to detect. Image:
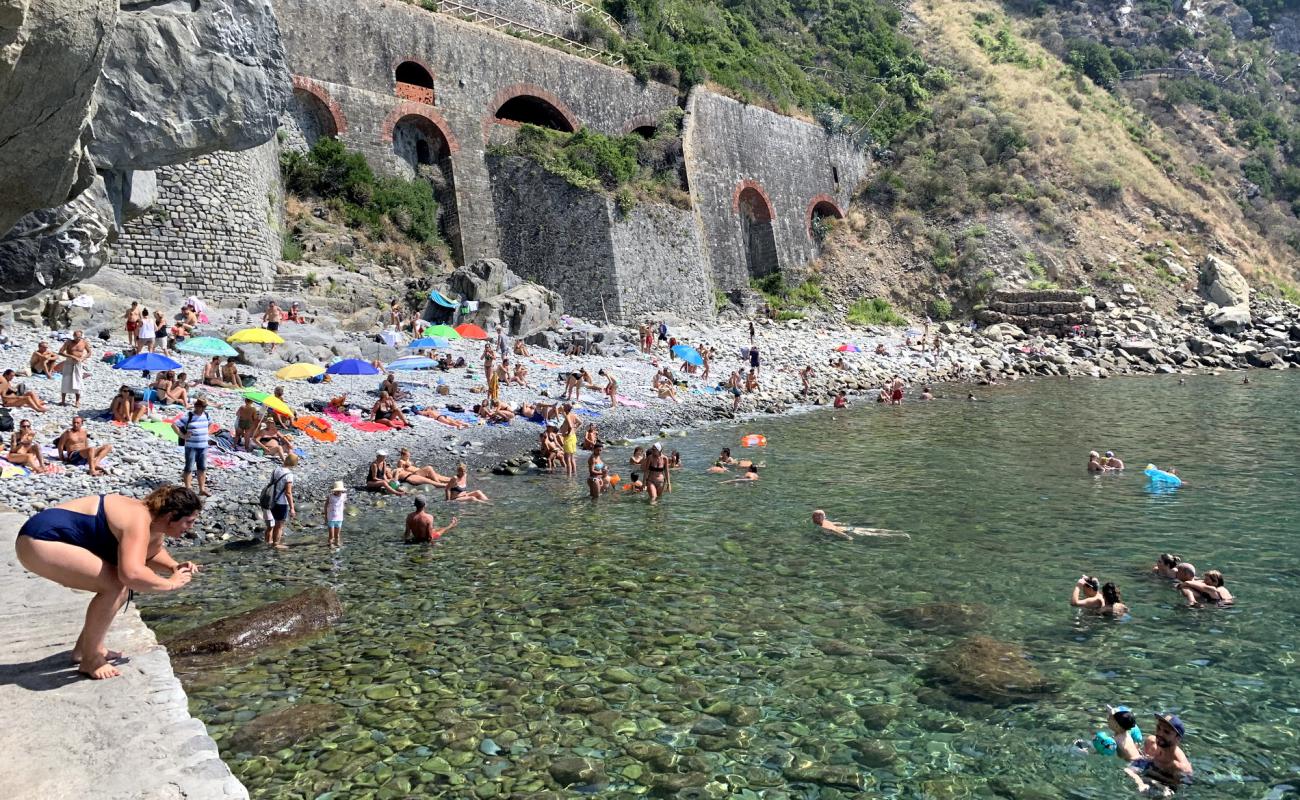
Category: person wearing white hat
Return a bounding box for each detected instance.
[324,481,348,547]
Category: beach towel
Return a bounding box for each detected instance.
[352,421,390,432]
[615,395,647,409]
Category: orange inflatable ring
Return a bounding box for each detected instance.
[740,434,767,448]
[293,415,337,443]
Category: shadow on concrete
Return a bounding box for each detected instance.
[0,650,118,691]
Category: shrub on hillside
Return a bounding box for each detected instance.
[846,297,906,326]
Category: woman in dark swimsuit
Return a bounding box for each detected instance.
[445,463,489,503]
[644,444,670,502]
[14,486,201,679]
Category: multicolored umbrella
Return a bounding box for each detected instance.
[276,363,325,380]
[227,328,284,345]
[423,325,461,340]
[325,358,381,376]
[113,352,183,371]
[242,390,293,417]
[176,337,238,357]
[454,323,489,340]
[670,344,704,366]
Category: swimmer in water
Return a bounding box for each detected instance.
[1151,553,1181,579]
[721,464,760,483]
[1088,451,1108,473]
[811,510,910,540]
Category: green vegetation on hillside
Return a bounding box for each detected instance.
[281,138,443,249]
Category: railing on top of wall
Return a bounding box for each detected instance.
[537,0,622,34]
[434,0,625,67]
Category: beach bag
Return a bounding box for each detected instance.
[0,409,12,433]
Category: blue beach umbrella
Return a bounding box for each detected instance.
[408,337,450,350]
[325,358,381,376]
[671,344,704,366]
[387,356,438,371]
[176,336,239,357]
[113,352,183,371]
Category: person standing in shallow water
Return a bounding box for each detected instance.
[14,485,202,679]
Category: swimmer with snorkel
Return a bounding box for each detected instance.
[812,510,910,541]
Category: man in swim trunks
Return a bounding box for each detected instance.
[235,397,261,451]
[56,416,113,476]
[403,496,458,543]
[57,330,91,407]
[125,301,141,348]
[559,403,580,478]
[30,341,59,378]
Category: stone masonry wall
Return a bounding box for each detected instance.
[489,156,712,323]
[683,89,870,290]
[467,0,586,40]
[110,141,282,296]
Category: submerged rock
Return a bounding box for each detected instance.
[923,636,1058,704]
[883,602,990,634]
[226,702,345,754]
[165,587,343,657]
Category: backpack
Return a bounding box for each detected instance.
[0,409,12,433]
[259,469,288,510]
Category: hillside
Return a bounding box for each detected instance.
[602,0,1300,315]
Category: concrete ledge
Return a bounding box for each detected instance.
[0,513,247,800]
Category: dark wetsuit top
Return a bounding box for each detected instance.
[18,495,118,564]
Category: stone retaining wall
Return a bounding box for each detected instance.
[977,288,1093,331]
[110,141,282,297]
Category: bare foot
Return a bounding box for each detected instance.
[78,655,122,680]
[200,489,213,497]
[71,647,123,664]
[274,544,289,550]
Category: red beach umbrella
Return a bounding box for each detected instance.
[455,323,489,340]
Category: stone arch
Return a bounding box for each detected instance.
[484,83,579,139]
[394,58,435,105]
[381,105,463,262]
[622,114,659,138]
[732,180,779,279]
[288,76,347,148]
[806,194,844,239]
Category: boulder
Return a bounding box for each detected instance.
[165,587,343,658]
[226,703,346,754]
[0,0,116,234]
[89,0,291,172]
[469,283,562,338]
[883,602,989,634]
[1119,339,1159,355]
[1246,350,1283,368]
[447,258,521,302]
[981,322,1025,340]
[1199,255,1250,308]
[0,177,115,302]
[923,636,1058,704]
[1207,304,1252,333]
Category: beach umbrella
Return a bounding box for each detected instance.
[242,390,293,417]
[423,324,461,340]
[276,363,325,381]
[388,356,439,371]
[454,323,489,340]
[835,343,861,353]
[671,344,704,366]
[326,358,381,376]
[177,336,239,357]
[113,352,183,371]
[408,337,450,350]
[227,328,284,345]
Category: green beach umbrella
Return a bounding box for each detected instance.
[177,336,239,357]
[423,324,461,340]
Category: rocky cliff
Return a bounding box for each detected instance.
[0,0,290,301]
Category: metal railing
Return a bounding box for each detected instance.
[435,0,624,66]
[1118,67,1229,85]
[538,0,621,33]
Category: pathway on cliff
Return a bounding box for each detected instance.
[0,512,247,800]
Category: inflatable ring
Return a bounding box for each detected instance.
[741,434,767,448]
[294,415,338,443]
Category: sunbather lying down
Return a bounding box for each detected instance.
[413,406,471,429]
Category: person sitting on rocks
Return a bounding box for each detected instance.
[472,402,514,424]
[510,362,531,388]
[110,385,148,424]
[202,357,226,388]
[539,425,563,471]
[875,342,889,356]
[14,485,202,679]
[380,373,406,400]
[181,304,199,327]
[1178,569,1234,607]
[877,387,890,404]
[29,341,59,378]
[654,368,680,403]
[580,423,599,451]
[445,462,489,503]
[1,369,48,412]
[285,302,307,324]
[371,391,408,429]
[395,447,452,487]
[254,415,292,461]
[56,416,112,476]
[164,372,191,407]
[7,419,51,474]
[221,358,242,389]
[745,368,759,394]
[366,451,406,495]
[513,339,530,358]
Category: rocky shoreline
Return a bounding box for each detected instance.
[1,267,1296,552]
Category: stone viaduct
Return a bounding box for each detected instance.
[112,0,870,320]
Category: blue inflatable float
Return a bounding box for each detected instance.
[1144,464,1182,487]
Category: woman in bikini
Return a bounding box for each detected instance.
[587,443,610,498]
[110,386,148,423]
[7,420,51,473]
[395,448,451,487]
[366,452,406,496]
[1179,570,1234,607]
[445,463,489,503]
[580,424,599,451]
[0,369,48,412]
[254,416,291,461]
[14,485,201,679]
[644,443,671,502]
[370,391,408,429]
[220,359,242,389]
[414,407,472,429]
[628,446,645,468]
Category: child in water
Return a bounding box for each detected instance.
[324,481,347,547]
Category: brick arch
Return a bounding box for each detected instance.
[482,83,581,140]
[393,56,436,104]
[291,75,347,135]
[732,180,775,221]
[621,114,659,136]
[380,103,460,153]
[805,194,845,238]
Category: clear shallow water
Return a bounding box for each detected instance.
[142,372,1300,799]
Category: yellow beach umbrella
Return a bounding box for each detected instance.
[260,395,294,417]
[227,328,284,345]
[276,363,325,381]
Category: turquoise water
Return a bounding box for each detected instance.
[142,372,1300,799]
